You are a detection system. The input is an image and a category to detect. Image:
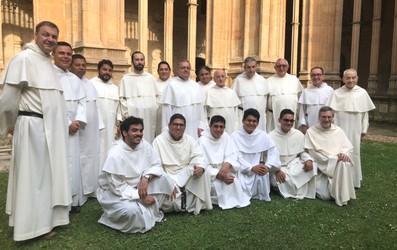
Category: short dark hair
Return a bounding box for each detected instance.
[243,108,260,121]
[131,51,144,61]
[72,54,86,63]
[35,21,59,34]
[98,59,113,70]
[243,57,256,65]
[169,113,186,125]
[198,65,211,74]
[311,66,324,74]
[157,61,171,71]
[120,116,144,139]
[318,106,334,117]
[54,41,72,52]
[279,109,294,119]
[210,115,226,127]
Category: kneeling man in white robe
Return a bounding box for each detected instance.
[198,115,251,209]
[153,114,212,215]
[231,109,281,201]
[269,109,317,199]
[97,116,175,233]
[305,106,356,206]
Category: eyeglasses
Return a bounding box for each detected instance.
[310,74,323,77]
[282,119,295,123]
[276,64,288,69]
[212,125,225,129]
[171,123,185,127]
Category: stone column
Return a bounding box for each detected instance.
[205,0,231,70]
[187,0,198,76]
[367,0,382,95]
[290,0,300,75]
[164,0,174,69]
[299,0,343,88]
[138,0,148,58]
[388,1,397,95]
[0,4,4,73]
[350,0,362,69]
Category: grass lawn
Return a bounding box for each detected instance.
[0,140,396,249]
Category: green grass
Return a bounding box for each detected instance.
[0,140,396,249]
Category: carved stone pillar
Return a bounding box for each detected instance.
[299,0,343,88]
[138,0,148,59]
[350,0,362,69]
[388,1,397,95]
[187,0,198,76]
[367,0,382,95]
[290,0,300,75]
[164,0,174,69]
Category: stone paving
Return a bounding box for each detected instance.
[0,122,395,173]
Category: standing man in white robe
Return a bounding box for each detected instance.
[231,109,281,201]
[0,21,70,241]
[206,69,241,134]
[97,116,175,233]
[155,61,172,136]
[298,67,334,134]
[70,54,104,200]
[91,60,120,170]
[53,42,87,212]
[326,69,375,188]
[119,51,158,142]
[198,66,216,120]
[269,109,317,199]
[153,114,212,215]
[198,115,251,209]
[305,106,356,206]
[232,57,269,131]
[161,60,208,139]
[266,58,303,132]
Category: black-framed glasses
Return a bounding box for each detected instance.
[282,119,295,123]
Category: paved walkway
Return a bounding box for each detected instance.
[0,122,396,173]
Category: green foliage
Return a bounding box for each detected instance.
[0,141,396,249]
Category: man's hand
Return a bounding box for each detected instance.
[142,195,155,206]
[69,120,80,135]
[194,166,204,177]
[337,153,350,162]
[303,160,313,171]
[275,170,286,183]
[138,176,149,199]
[197,128,203,138]
[251,164,270,176]
[299,125,308,134]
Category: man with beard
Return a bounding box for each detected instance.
[0,21,70,241]
[119,51,159,142]
[97,116,175,233]
[53,42,87,212]
[160,60,208,139]
[91,60,120,169]
[232,57,269,131]
[70,54,104,201]
[155,61,172,136]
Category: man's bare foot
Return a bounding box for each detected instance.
[41,231,56,240]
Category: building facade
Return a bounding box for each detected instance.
[1,0,396,122]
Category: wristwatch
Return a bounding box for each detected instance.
[143,174,151,180]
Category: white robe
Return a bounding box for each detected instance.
[232,72,269,131]
[230,127,281,201]
[266,73,303,132]
[0,43,70,241]
[298,83,334,127]
[119,71,158,142]
[326,85,375,188]
[269,127,317,199]
[152,131,212,215]
[161,76,208,140]
[155,76,172,136]
[206,85,241,134]
[79,77,104,198]
[198,80,216,120]
[97,139,174,233]
[91,76,120,170]
[55,65,87,207]
[305,124,356,206]
[198,129,251,209]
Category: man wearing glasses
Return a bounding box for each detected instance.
[298,67,334,134]
[266,58,303,132]
[269,109,317,199]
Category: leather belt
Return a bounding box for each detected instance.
[18,111,43,119]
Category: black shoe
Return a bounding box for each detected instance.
[70,206,81,214]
